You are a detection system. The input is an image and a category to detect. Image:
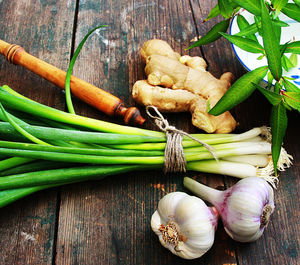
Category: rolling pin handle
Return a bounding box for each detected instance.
[0,40,146,126]
[116,104,146,126]
[3,44,24,64]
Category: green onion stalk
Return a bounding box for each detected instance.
[0,24,292,208]
[0,85,293,208]
[0,22,292,207]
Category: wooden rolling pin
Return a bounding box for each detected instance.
[0,39,145,126]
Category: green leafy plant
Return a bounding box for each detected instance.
[189,0,300,174]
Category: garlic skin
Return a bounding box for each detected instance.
[151,192,218,259]
[220,177,275,242]
[184,177,275,243]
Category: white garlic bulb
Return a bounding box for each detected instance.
[151,192,218,259]
[184,177,275,242]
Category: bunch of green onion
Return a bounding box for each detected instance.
[0,26,292,208]
[0,84,293,208]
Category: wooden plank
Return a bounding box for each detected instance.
[187,1,242,264]
[127,2,239,264]
[0,0,298,264]
[190,1,300,265]
[235,110,300,265]
[0,0,76,264]
[0,194,58,265]
[54,0,232,264]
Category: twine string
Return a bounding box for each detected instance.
[146,106,218,173]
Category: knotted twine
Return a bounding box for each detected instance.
[146,106,218,173]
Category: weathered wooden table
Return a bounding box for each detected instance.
[0,0,299,264]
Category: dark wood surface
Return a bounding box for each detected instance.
[0,0,299,264]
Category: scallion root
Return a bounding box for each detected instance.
[260,126,272,142]
[257,160,277,188]
[277,148,293,171]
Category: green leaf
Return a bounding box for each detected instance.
[261,0,282,80]
[281,54,289,71]
[220,32,264,53]
[219,0,234,18]
[257,54,265,60]
[272,19,289,27]
[2,85,30,100]
[65,25,107,114]
[289,53,298,66]
[283,41,300,54]
[280,41,290,56]
[274,80,282,93]
[209,66,268,115]
[283,76,297,80]
[283,91,300,112]
[272,0,288,12]
[236,14,248,30]
[235,17,289,36]
[236,18,288,38]
[281,54,297,71]
[187,19,230,49]
[270,102,288,175]
[236,14,258,42]
[204,4,221,22]
[252,83,283,105]
[235,22,259,37]
[0,103,50,146]
[283,78,300,92]
[254,16,263,36]
[281,3,300,22]
[206,99,211,112]
[293,0,300,8]
[267,71,274,89]
[272,19,282,44]
[232,0,261,15]
[285,55,296,68]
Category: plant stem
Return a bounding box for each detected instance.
[0,148,165,165]
[0,164,159,190]
[0,122,164,144]
[0,88,163,137]
[108,127,266,150]
[0,160,75,177]
[223,154,269,167]
[0,157,34,171]
[183,177,222,205]
[186,160,258,178]
[185,142,272,160]
[0,141,272,167]
[0,140,164,157]
[0,185,56,208]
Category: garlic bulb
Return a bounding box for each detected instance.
[184,177,275,242]
[151,191,218,259]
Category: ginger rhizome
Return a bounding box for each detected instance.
[132,39,237,133]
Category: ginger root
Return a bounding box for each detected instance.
[132,39,237,133]
[132,80,235,133]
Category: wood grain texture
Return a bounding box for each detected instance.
[0,0,299,264]
[0,0,76,264]
[54,1,198,264]
[235,111,300,265]
[190,1,300,265]
[55,1,230,264]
